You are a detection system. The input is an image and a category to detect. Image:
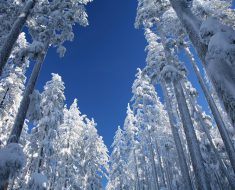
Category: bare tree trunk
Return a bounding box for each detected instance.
[168,0,235,126]
[0,0,36,74]
[183,46,235,173]
[7,46,48,144]
[173,79,211,190]
[161,81,193,190]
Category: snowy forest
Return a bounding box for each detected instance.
[0,0,235,189]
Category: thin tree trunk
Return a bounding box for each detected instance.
[199,114,235,188]
[0,0,36,74]
[214,171,223,190]
[163,155,173,190]
[7,46,48,144]
[183,140,197,190]
[154,139,166,187]
[168,0,206,60]
[168,0,235,126]
[183,45,235,173]
[146,130,160,190]
[144,164,151,190]
[184,84,235,188]
[159,29,210,189]
[173,79,211,190]
[63,127,72,189]
[35,128,48,174]
[133,149,141,190]
[0,47,47,190]
[142,156,150,190]
[161,81,193,190]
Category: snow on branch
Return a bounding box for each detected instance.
[0,143,25,185]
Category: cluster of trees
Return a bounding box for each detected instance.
[107,0,235,189]
[1,0,235,189]
[5,74,108,189]
[0,0,110,189]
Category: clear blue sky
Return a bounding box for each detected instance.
[30,0,146,149]
[29,0,235,150]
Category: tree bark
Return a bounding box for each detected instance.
[161,81,193,190]
[173,79,211,190]
[164,151,173,190]
[0,47,47,190]
[183,46,235,173]
[184,85,235,188]
[146,130,160,190]
[168,0,235,126]
[154,138,166,187]
[133,149,141,190]
[7,46,48,144]
[0,0,36,75]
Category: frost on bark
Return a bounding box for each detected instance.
[199,17,235,126]
[161,81,193,190]
[173,79,211,190]
[0,0,36,74]
[183,44,235,173]
[183,81,235,188]
[8,45,48,144]
[169,0,235,127]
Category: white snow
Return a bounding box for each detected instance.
[30,172,47,189]
[0,143,25,179]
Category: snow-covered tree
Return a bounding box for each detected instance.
[107,126,128,190]
[81,117,109,190]
[23,73,65,189]
[7,0,93,146]
[0,0,27,74]
[55,99,85,189]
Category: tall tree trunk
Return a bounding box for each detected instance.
[63,126,72,189]
[0,47,47,190]
[144,164,151,190]
[142,156,150,190]
[7,46,47,144]
[0,0,36,74]
[161,81,193,190]
[154,138,166,187]
[183,85,235,188]
[164,151,173,190]
[173,79,211,190]
[159,29,210,189]
[146,130,160,190]
[183,45,235,173]
[133,149,141,190]
[35,126,48,174]
[214,171,223,190]
[168,0,235,126]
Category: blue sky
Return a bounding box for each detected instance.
[31,0,146,149]
[29,0,235,150]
